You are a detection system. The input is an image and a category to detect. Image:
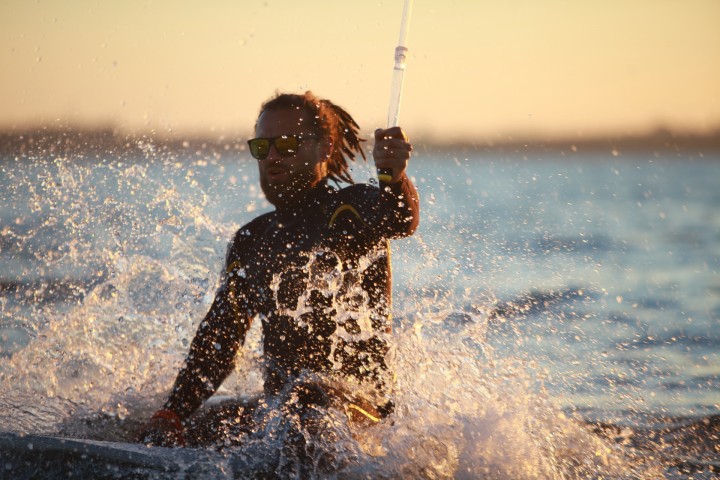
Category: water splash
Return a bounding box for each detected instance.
[2,148,709,477]
[1,150,238,432]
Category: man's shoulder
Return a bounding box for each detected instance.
[223,212,275,268]
[231,211,275,242]
[335,182,379,202]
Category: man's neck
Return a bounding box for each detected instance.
[273,179,331,213]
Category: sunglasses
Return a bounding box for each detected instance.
[247,134,318,160]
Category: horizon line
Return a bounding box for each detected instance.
[1,124,719,155]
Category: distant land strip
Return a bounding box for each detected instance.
[1,126,718,158]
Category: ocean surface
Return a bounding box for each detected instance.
[0,141,718,478]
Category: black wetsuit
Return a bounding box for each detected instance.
[164,175,419,422]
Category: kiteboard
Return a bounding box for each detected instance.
[0,431,232,479]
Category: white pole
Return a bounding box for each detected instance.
[387,0,414,128]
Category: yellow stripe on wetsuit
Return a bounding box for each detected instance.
[328,204,367,228]
[347,403,382,423]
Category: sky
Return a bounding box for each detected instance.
[1,0,719,142]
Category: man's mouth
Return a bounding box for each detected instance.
[266,166,289,182]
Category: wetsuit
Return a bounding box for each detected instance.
[163,175,419,425]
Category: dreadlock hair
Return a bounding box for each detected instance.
[257,91,366,185]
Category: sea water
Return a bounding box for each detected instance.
[0,140,718,478]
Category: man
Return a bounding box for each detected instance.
[138,91,419,448]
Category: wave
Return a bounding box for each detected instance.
[589,413,720,477]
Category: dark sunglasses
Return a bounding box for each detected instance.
[247,134,318,160]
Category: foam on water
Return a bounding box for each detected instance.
[0,254,657,477]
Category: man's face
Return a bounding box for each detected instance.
[255,107,327,209]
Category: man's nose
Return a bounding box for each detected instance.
[264,142,284,161]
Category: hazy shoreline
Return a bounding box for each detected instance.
[1,126,718,158]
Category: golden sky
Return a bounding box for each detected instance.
[1,0,719,141]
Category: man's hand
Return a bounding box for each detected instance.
[373,127,413,184]
[135,409,186,447]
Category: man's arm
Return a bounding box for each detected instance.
[163,279,251,419]
[369,126,419,239]
[137,235,253,446]
[376,171,419,239]
[331,127,418,241]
